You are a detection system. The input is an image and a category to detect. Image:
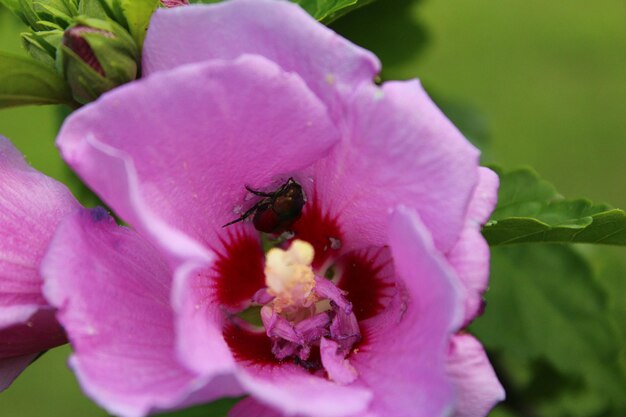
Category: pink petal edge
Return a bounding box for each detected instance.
[447,334,505,417]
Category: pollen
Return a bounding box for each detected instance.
[265,239,316,312]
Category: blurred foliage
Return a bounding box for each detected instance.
[154,398,241,417]
[472,244,626,417]
[331,0,429,78]
[0,51,73,107]
[1,0,625,417]
[484,167,626,246]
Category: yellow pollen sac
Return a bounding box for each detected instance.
[265,240,316,312]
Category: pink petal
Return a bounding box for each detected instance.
[0,136,77,370]
[351,206,463,417]
[320,338,358,385]
[0,353,38,392]
[171,229,257,376]
[0,309,65,359]
[144,0,380,119]
[308,81,480,255]
[41,208,239,417]
[446,334,505,417]
[446,168,499,324]
[57,55,339,267]
[235,364,372,417]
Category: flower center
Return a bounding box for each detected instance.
[256,239,361,384]
[264,240,316,313]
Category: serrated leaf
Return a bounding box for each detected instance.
[17,0,43,28]
[32,2,74,26]
[472,244,626,412]
[0,51,73,107]
[483,167,626,245]
[21,31,58,67]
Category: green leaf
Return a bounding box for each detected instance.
[483,167,626,246]
[116,0,159,47]
[0,51,73,107]
[471,245,626,417]
[21,30,62,67]
[154,398,242,417]
[472,244,626,415]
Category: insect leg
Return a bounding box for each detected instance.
[245,185,275,197]
[222,204,261,227]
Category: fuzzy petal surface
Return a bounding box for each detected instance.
[309,81,480,254]
[447,334,505,417]
[0,136,76,370]
[446,168,499,324]
[42,208,239,417]
[143,0,380,118]
[58,55,339,266]
[350,206,463,417]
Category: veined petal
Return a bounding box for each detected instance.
[41,208,239,417]
[57,55,339,266]
[446,334,505,417]
[0,136,77,381]
[351,206,463,417]
[143,0,380,119]
[308,80,480,255]
[446,168,499,324]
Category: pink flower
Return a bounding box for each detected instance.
[0,137,78,391]
[47,1,504,416]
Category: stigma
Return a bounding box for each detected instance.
[264,240,316,313]
[255,239,361,384]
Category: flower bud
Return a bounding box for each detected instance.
[58,17,139,104]
[161,0,189,7]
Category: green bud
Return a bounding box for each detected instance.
[58,17,139,104]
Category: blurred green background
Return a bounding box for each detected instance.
[0,0,624,416]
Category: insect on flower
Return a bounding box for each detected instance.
[223,177,305,234]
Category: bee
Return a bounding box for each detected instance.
[223,178,305,234]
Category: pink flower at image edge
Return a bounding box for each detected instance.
[40,0,505,416]
[0,138,78,391]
